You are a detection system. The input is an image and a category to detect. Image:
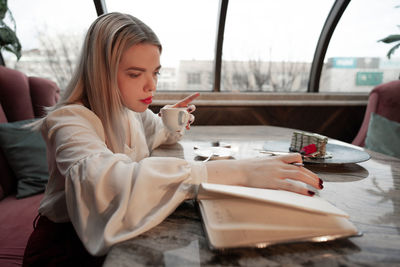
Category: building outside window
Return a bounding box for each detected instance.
[157,67,176,91]
[320,0,400,92]
[187,73,201,85]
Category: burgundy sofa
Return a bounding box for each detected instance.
[0,66,59,267]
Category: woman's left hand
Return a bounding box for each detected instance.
[172,92,200,130]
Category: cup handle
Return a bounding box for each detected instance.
[178,111,189,126]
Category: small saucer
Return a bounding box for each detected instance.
[194,147,233,160]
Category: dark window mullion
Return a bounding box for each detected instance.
[213,0,229,92]
[308,0,350,92]
[93,0,107,16]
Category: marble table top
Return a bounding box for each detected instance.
[103,126,400,266]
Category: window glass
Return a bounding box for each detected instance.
[321,0,400,92]
[222,0,334,92]
[4,0,97,91]
[106,0,219,91]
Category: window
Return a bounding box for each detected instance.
[320,0,400,92]
[4,0,97,91]
[221,0,334,92]
[187,73,201,85]
[157,67,176,91]
[4,0,398,94]
[106,0,219,91]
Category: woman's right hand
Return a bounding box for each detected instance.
[205,153,323,196]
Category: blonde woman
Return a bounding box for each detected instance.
[23,12,322,266]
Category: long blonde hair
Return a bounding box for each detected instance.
[48,12,162,153]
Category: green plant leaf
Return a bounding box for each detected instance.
[0,0,21,61]
[0,25,18,44]
[3,44,21,59]
[387,43,400,59]
[0,0,8,20]
[0,25,21,59]
[378,34,400,44]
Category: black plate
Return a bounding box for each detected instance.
[263,141,370,164]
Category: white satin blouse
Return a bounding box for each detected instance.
[38,104,207,256]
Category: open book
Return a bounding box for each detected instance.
[197,183,360,250]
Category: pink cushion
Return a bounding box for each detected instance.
[373,80,400,122]
[0,193,43,267]
[352,80,400,147]
[0,66,60,199]
[0,104,6,123]
[0,67,34,122]
[29,76,60,118]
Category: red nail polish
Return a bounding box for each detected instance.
[308,190,315,196]
[319,178,323,184]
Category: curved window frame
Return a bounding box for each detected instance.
[93,0,350,93]
[93,0,107,16]
[308,0,350,92]
[0,0,356,94]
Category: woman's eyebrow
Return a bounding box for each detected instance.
[125,66,146,72]
[125,65,162,72]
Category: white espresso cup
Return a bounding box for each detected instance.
[160,106,190,133]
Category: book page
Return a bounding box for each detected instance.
[198,183,348,217]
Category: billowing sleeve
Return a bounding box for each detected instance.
[43,107,207,256]
[139,108,184,151]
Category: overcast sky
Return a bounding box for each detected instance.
[6,0,400,67]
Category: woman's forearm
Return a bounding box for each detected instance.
[205,159,245,186]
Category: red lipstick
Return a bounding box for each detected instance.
[140,97,153,105]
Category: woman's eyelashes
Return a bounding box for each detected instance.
[127,71,160,79]
[128,72,141,78]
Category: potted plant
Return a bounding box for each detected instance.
[0,0,21,65]
[379,30,400,59]
[378,4,400,59]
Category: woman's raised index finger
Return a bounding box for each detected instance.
[172,92,200,107]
